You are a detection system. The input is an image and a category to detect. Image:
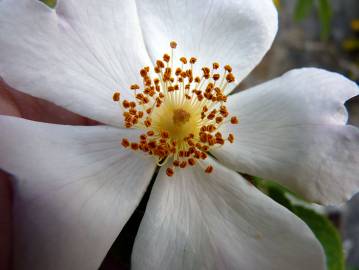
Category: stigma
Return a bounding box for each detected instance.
[113,41,238,177]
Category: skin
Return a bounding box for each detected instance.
[0,79,96,270]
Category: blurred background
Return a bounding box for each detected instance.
[240,0,359,269]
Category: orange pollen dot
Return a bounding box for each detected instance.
[113,41,239,176]
[205,165,214,173]
[130,84,140,90]
[166,167,174,177]
[170,41,177,49]
[113,92,120,102]
[121,138,130,148]
[226,73,235,83]
[180,57,187,64]
[230,116,239,124]
[228,133,234,143]
[189,57,197,64]
[224,64,232,72]
[131,143,139,150]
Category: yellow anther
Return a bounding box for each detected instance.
[189,57,197,64]
[131,142,139,150]
[122,100,130,108]
[163,54,170,63]
[179,57,187,64]
[213,74,220,81]
[180,161,187,168]
[161,131,169,139]
[112,92,120,102]
[224,64,232,72]
[121,138,130,148]
[166,167,174,177]
[140,69,147,77]
[228,133,234,143]
[170,41,177,49]
[154,66,161,73]
[130,84,140,90]
[226,73,235,83]
[188,158,196,166]
[230,116,239,124]
[156,60,165,68]
[205,165,213,173]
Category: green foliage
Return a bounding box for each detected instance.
[295,206,344,270]
[294,0,314,21]
[40,0,57,8]
[292,0,332,41]
[317,0,332,40]
[253,177,345,270]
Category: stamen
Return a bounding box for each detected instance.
[113,41,239,176]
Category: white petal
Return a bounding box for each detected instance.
[0,0,152,126]
[135,0,278,91]
[213,68,359,205]
[0,116,156,270]
[132,158,325,270]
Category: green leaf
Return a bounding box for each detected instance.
[294,0,314,21]
[317,0,332,40]
[293,206,344,270]
[267,185,293,211]
[40,0,57,8]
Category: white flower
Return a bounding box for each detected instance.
[0,0,358,270]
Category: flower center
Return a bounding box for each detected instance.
[172,108,190,125]
[113,41,238,176]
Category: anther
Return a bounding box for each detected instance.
[230,116,239,124]
[156,60,165,68]
[180,161,187,168]
[189,57,197,64]
[121,138,130,148]
[188,158,196,166]
[146,130,155,136]
[140,69,147,77]
[170,41,177,49]
[224,65,232,72]
[163,54,170,63]
[205,165,213,173]
[166,167,174,177]
[179,57,187,64]
[122,100,130,108]
[226,73,235,83]
[213,74,220,81]
[161,131,169,139]
[228,133,234,143]
[130,84,140,90]
[131,143,139,150]
[112,92,120,102]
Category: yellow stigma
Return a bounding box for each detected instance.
[113,41,239,176]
